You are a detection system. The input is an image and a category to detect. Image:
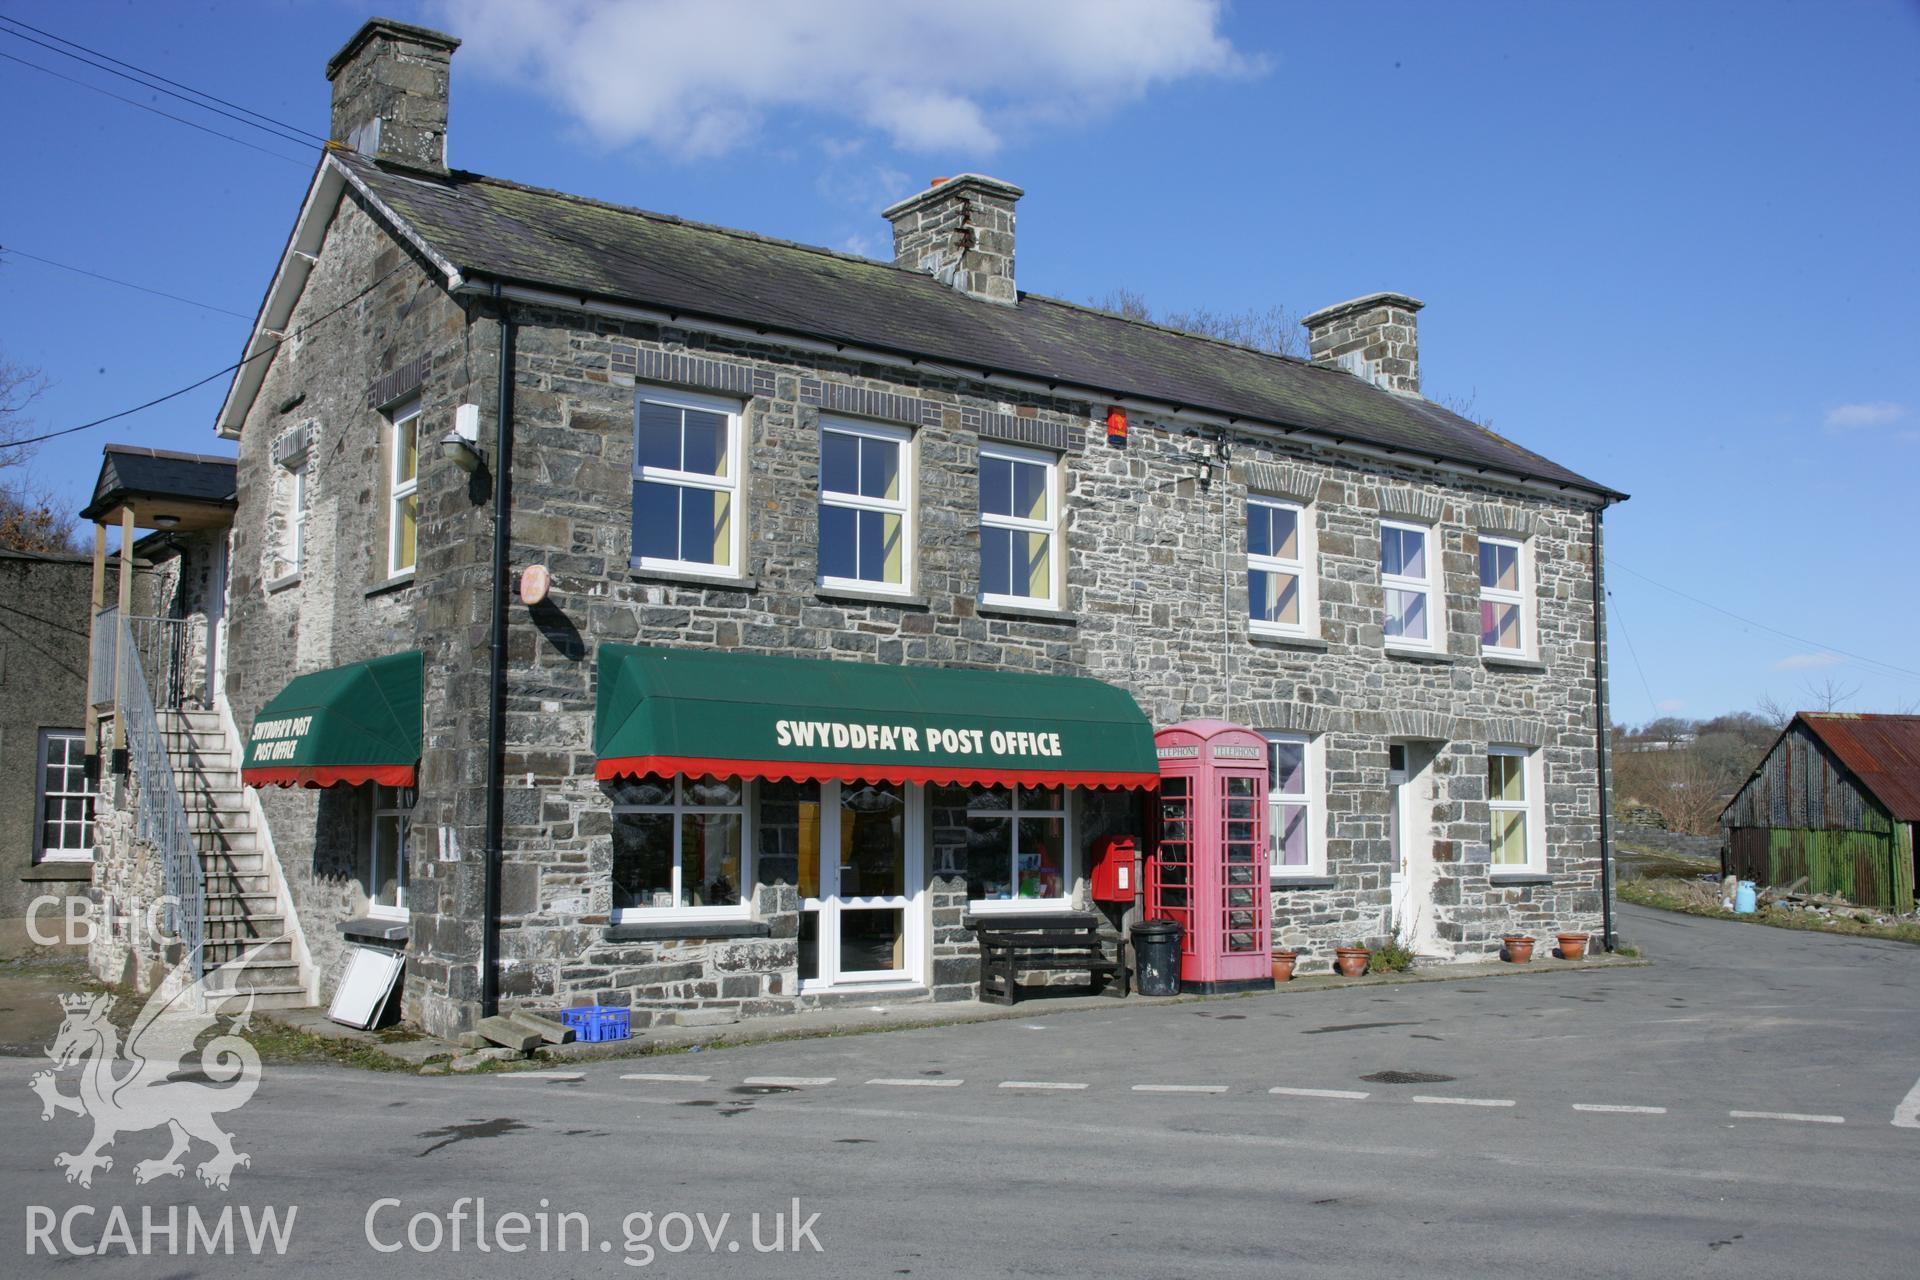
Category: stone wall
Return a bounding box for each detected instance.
[221,189,492,1027]
[0,551,96,956]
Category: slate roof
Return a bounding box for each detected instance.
[81,444,238,520]
[1798,713,1920,822]
[339,153,1621,499]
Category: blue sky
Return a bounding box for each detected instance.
[1,0,1915,723]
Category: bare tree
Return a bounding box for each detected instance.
[1089,290,1303,357]
[1802,676,1860,713]
[0,336,82,554]
[0,351,49,470]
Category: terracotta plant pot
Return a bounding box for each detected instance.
[1271,951,1298,983]
[1503,935,1535,963]
[1335,947,1371,977]
[1556,932,1589,960]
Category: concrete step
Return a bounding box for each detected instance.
[202,936,294,964]
[160,737,229,757]
[204,971,309,1002]
[161,742,237,766]
[173,769,243,792]
[158,708,222,730]
[180,794,249,819]
[207,987,311,1012]
[186,809,254,835]
[205,960,304,992]
[203,907,285,935]
[192,829,258,854]
[201,871,273,897]
[198,849,266,875]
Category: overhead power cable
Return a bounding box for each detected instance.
[0,261,409,450]
[1608,558,1920,685]
[0,245,253,319]
[0,12,329,142]
[0,49,311,167]
[0,14,325,150]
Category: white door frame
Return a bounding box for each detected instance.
[800,781,926,990]
[1390,743,1448,956]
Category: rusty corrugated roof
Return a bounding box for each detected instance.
[1799,713,1920,822]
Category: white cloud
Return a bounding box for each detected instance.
[1772,652,1844,672]
[436,0,1258,160]
[1655,699,1687,714]
[1823,401,1908,430]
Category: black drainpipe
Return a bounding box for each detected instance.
[481,285,515,1018]
[1591,505,1616,952]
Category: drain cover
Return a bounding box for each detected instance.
[1360,1070,1455,1085]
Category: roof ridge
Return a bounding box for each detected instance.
[436,163,932,282]
[412,162,1365,378]
[103,443,239,466]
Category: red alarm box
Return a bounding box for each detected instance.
[1090,835,1137,903]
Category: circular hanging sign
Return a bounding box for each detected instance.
[518,564,551,606]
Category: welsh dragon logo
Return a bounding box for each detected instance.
[29,945,273,1190]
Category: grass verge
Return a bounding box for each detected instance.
[1620,877,1920,946]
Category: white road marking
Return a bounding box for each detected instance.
[1269,1087,1371,1100]
[1572,1103,1667,1115]
[999,1080,1089,1091]
[743,1076,835,1087]
[1893,1074,1920,1129]
[513,1071,584,1081]
[1132,1084,1229,1094]
[620,1072,712,1083]
[866,1077,964,1088]
[1412,1095,1516,1108]
[1729,1110,1845,1125]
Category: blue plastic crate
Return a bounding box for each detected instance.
[560,1005,631,1043]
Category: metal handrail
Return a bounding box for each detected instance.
[127,614,196,711]
[114,613,206,991]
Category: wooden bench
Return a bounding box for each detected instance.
[970,916,1129,1005]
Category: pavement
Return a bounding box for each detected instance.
[5,903,1918,1277]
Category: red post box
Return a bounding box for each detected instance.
[1089,835,1137,903]
[1149,720,1273,993]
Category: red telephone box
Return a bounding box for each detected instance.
[1149,720,1272,992]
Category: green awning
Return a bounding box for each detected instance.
[595,644,1159,790]
[242,652,423,788]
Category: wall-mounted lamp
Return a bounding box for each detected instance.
[440,403,483,473]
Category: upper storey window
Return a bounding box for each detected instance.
[1380,520,1437,651]
[632,387,743,576]
[979,443,1061,608]
[819,418,913,593]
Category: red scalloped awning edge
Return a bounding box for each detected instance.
[594,754,1160,791]
[242,764,417,789]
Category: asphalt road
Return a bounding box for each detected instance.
[7,903,1918,1278]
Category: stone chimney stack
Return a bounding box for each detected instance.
[882,175,1024,305]
[326,17,461,174]
[1302,292,1425,397]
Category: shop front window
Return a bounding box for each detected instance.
[611,774,750,918]
[963,784,1071,907]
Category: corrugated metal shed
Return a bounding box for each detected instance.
[1798,713,1920,823]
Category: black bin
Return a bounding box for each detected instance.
[1131,918,1183,997]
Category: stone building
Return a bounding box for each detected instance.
[92,18,1625,1036]
[0,549,97,957]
